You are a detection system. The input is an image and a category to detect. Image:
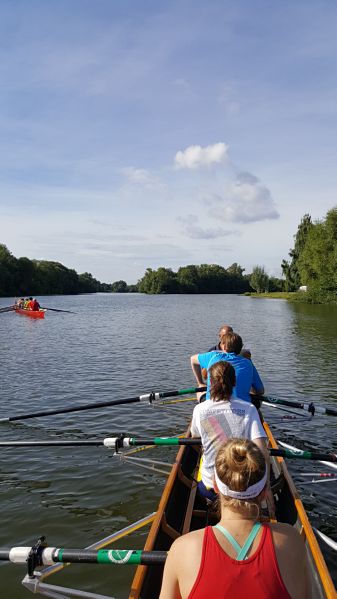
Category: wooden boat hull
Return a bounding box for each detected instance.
[15,308,45,319]
[130,422,336,599]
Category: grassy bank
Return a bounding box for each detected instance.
[243,291,298,300]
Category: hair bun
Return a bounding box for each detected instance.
[215,438,265,492]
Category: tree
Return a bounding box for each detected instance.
[297,207,337,303]
[249,266,269,293]
[176,265,199,293]
[138,267,179,294]
[281,214,313,290]
[111,280,128,293]
[226,262,245,277]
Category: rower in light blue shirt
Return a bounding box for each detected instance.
[191,331,264,402]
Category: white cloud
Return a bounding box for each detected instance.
[121,167,165,193]
[122,167,154,184]
[205,171,279,224]
[174,142,229,169]
[177,214,236,240]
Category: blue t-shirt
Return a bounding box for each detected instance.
[197,351,263,402]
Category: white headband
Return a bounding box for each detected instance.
[214,466,267,500]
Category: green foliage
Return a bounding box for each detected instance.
[268,277,284,292]
[281,207,337,304]
[111,280,128,293]
[281,214,313,290]
[78,272,101,293]
[0,244,108,297]
[137,267,179,294]
[249,266,269,293]
[138,263,250,294]
[297,207,337,303]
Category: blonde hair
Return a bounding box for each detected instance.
[215,438,266,516]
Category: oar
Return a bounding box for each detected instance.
[279,440,337,472]
[313,528,337,551]
[0,305,15,313]
[0,545,166,566]
[1,436,336,463]
[0,386,206,424]
[262,395,337,417]
[40,306,76,314]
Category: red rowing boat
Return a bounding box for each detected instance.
[14,308,45,319]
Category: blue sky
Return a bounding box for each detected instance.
[1,0,337,283]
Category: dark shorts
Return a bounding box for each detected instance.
[197,480,217,502]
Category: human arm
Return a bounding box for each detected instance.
[272,523,311,599]
[190,405,201,438]
[190,354,204,386]
[250,363,264,396]
[159,543,181,599]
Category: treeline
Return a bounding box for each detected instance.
[137,263,283,294]
[0,244,110,296]
[4,205,335,302]
[281,206,337,303]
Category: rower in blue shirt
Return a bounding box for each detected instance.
[191,331,264,403]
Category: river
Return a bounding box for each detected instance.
[0,293,336,598]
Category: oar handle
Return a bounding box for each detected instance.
[0,546,167,566]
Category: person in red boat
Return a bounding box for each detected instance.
[31,298,40,311]
[159,439,310,599]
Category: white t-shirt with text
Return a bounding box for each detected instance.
[191,397,266,488]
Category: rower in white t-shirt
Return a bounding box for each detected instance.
[191,360,269,503]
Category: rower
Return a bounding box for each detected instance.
[159,439,310,599]
[191,331,264,403]
[31,298,40,311]
[190,360,271,506]
[208,324,251,358]
[208,324,233,351]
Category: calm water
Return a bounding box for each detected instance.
[0,294,336,598]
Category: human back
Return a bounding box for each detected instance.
[191,361,266,491]
[192,332,264,402]
[159,439,310,599]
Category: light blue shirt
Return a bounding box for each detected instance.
[197,351,264,402]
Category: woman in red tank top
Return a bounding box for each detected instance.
[160,439,310,599]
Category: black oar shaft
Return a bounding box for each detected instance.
[40,306,76,313]
[0,387,205,423]
[270,448,337,462]
[0,396,141,423]
[263,395,337,417]
[1,437,336,463]
[0,440,103,446]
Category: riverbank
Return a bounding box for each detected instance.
[243,291,298,300]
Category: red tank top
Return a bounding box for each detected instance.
[188,525,292,599]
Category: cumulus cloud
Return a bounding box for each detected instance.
[122,167,155,184]
[204,171,279,224]
[174,142,229,169]
[177,214,236,239]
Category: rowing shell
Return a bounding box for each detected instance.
[130,421,336,599]
[14,308,45,319]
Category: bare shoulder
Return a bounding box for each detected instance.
[269,522,305,551]
[169,528,204,554]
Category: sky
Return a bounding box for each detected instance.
[1,0,337,284]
